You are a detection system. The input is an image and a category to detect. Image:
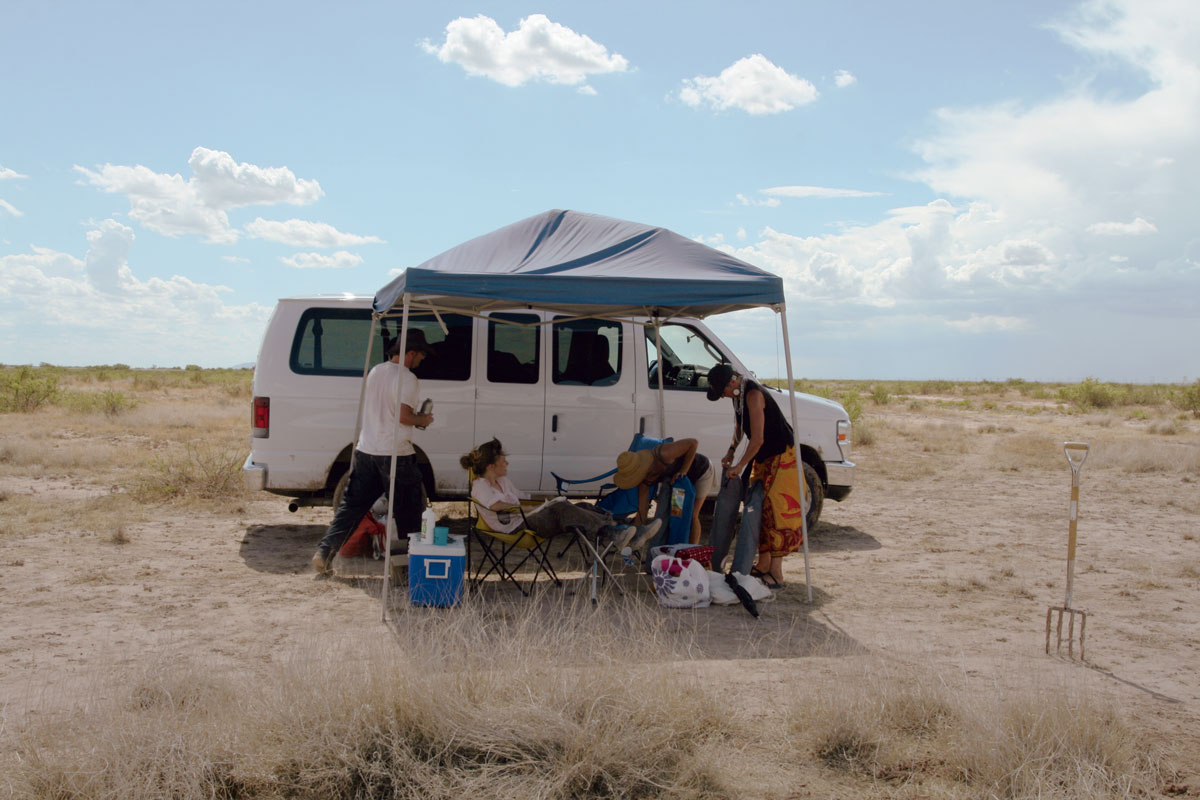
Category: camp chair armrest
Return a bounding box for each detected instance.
[552,469,618,495]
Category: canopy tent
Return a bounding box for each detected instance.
[374,209,784,319]
[366,209,812,616]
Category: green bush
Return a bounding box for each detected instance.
[1176,378,1200,418]
[1057,377,1119,410]
[870,384,891,405]
[0,366,60,412]
[839,390,864,423]
[59,388,138,417]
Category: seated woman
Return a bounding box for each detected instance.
[461,438,660,549]
[613,438,717,545]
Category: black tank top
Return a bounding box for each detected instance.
[735,379,792,464]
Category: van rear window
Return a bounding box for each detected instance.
[290,308,471,381]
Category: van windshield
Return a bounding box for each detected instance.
[645,323,726,391]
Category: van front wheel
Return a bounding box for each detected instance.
[803,461,824,533]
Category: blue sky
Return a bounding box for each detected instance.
[1,0,1197,382]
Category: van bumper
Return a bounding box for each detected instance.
[824,460,854,502]
[243,454,267,492]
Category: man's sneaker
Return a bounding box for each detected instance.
[610,524,636,552]
[311,550,333,575]
[628,518,663,551]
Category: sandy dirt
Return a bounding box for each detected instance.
[2,400,1199,789]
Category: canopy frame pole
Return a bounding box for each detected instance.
[382,295,413,622]
[653,314,666,439]
[346,314,380,486]
[778,304,812,603]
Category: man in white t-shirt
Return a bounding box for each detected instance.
[312,329,435,574]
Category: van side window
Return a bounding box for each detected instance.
[290,308,471,380]
[407,315,472,382]
[645,323,725,391]
[487,313,539,384]
[552,318,622,386]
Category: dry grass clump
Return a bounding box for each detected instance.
[991,431,1067,472]
[1101,440,1200,475]
[3,597,733,800]
[128,441,247,502]
[790,657,1168,798]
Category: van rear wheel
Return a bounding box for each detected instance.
[331,471,350,513]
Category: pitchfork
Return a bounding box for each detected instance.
[1046,441,1089,659]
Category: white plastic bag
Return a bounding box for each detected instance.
[707,571,740,605]
[651,555,711,608]
[732,571,774,603]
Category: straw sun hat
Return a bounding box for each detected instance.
[614,449,654,489]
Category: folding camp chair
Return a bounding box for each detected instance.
[549,433,673,593]
[551,432,671,519]
[465,472,565,596]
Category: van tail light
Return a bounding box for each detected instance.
[252,396,270,438]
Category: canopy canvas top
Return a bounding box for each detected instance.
[373,209,784,320]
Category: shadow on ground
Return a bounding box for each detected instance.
[239,522,327,574]
[806,522,882,553]
[239,511,869,661]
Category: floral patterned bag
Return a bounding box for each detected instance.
[650,554,711,608]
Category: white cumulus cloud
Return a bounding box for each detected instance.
[245,218,384,248]
[680,54,818,114]
[0,167,28,180]
[84,219,135,294]
[834,69,857,88]
[762,185,885,199]
[280,251,364,269]
[421,13,628,92]
[0,198,21,217]
[1086,217,1158,236]
[736,193,781,208]
[0,227,271,367]
[75,147,323,244]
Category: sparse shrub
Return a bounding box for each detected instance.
[839,390,864,423]
[852,418,875,446]
[1058,377,1119,410]
[59,388,139,417]
[1148,419,1178,436]
[1175,378,1200,418]
[869,384,890,405]
[0,366,60,412]
[132,372,165,392]
[130,442,246,501]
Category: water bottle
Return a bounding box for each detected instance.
[421,506,437,544]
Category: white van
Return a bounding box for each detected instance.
[243,295,854,528]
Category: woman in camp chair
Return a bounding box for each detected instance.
[461,438,660,547]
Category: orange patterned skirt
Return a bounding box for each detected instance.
[753,451,805,558]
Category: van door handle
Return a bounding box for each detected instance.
[639,416,645,434]
[552,414,558,433]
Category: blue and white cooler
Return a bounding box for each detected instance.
[407,533,465,608]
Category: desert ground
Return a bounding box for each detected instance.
[1,371,1198,798]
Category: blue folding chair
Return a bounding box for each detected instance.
[551,432,671,521]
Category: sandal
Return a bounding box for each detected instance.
[758,572,785,590]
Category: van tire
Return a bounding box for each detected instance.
[803,461,824,533]
[331,461,437,513]
[331,471,350,512]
